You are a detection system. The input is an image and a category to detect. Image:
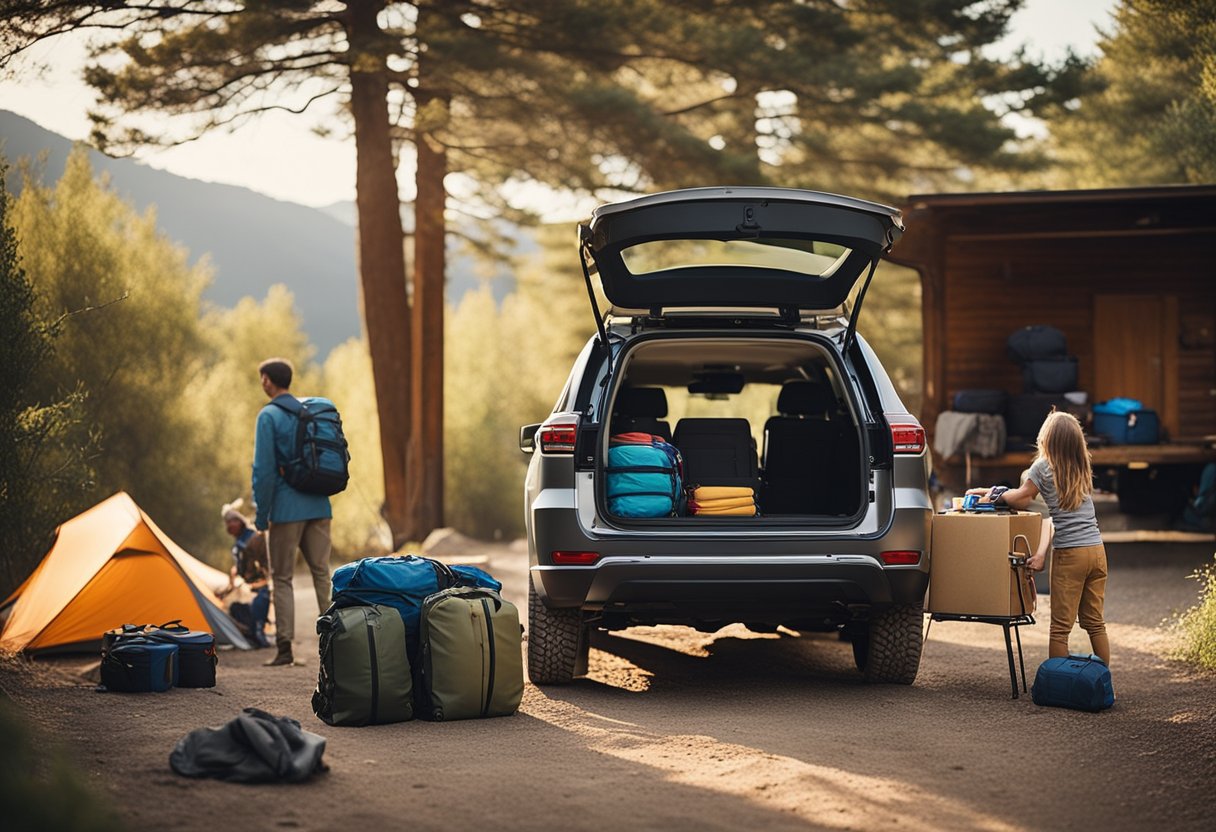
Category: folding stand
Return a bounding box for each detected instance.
[924,612,1036,698]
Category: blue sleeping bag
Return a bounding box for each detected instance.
[606,433,683,518]
[330,555,500,653]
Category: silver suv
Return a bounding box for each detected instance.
[520,187,930,686]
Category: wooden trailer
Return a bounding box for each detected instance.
[888,185,1216,507]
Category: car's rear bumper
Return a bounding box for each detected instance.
[532,555,928,624]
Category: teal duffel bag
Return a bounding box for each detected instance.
[418,586,523,721]
[606,432,683,517]
[312,604,413,726]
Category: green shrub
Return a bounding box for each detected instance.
[1170,555,1216,670]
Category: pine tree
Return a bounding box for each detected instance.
[1050,0,1216,186]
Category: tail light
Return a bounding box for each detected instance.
[890,423,926,454]
[552,551,600,565]
[880,550,921,565]
[538,415,579,454]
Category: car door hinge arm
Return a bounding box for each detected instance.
[843,256,880,356]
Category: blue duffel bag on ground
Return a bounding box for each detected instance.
[606,432,684,518]
[100,639,179,693]
[1031,653,1115,712]
[330,554,500,655]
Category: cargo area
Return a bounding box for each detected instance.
[599,335,870,524]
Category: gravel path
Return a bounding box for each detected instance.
[2,541,1213,832]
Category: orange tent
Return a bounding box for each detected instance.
[0,492,251,654]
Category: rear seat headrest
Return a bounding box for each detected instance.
[615,387,668,418]
[777,381,836,416]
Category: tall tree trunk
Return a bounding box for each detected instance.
[406,92,448,540]
[348,3,412,544]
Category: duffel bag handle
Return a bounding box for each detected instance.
[155,619,187,632]
[1009,534,1033,563]
[429,557,460,587]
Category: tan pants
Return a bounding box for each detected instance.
[267,518,333,646]
[1048,543,1110,665]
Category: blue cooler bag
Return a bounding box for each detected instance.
[1093,398,1159,445]
[101,639,179,693]
[1031,653,1114,712]
[606,433,683,518]
[331,555,501,658]
[103,621,217,688]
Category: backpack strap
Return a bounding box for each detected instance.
[269,394,305,416]
[268,395,314,474]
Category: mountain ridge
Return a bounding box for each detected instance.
[1,110,527,355]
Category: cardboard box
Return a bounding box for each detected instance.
[929,511,1041,617]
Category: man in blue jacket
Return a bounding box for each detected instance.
[252,357,333,667]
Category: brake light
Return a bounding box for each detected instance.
[539,415,579,454]
[880,550,921,566]
[552,551,600,565]
[890,423,926,454]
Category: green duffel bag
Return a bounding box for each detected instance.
[419,586,523,721]
[312,604,413,726]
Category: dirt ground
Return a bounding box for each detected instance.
[2,540,1214,832]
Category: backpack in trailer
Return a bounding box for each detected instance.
[312,604,413,726]
[270,395,351,496]
[330,554,501,659]
[1031,653,1114,712]
[103,621,217,688]
[1021,356,1079,394]
[100,639,179,693]
[951,389,1008,414]
[606,432,684,518]
[1006,393,1069,439]
[418,586,524,721]
[1006,325,1068,364]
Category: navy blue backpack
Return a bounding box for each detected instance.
[330,554,500,657]
[1031,653,1115,712]
[606,432,684,518]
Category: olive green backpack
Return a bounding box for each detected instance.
[312,604,413,726]
[418,586,523,721]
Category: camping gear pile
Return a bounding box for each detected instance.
[313,554,523,726]
[101,621,218,692]
[607,431,766,517]
[1004,325,1082,445]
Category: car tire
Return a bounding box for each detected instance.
[862,603,924,685]
[527,578,587,685]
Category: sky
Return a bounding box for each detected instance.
[0,0,1120,214]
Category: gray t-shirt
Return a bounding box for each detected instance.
[1027,458,1103,548]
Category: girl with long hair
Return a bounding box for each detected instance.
[968,411,1109,665]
